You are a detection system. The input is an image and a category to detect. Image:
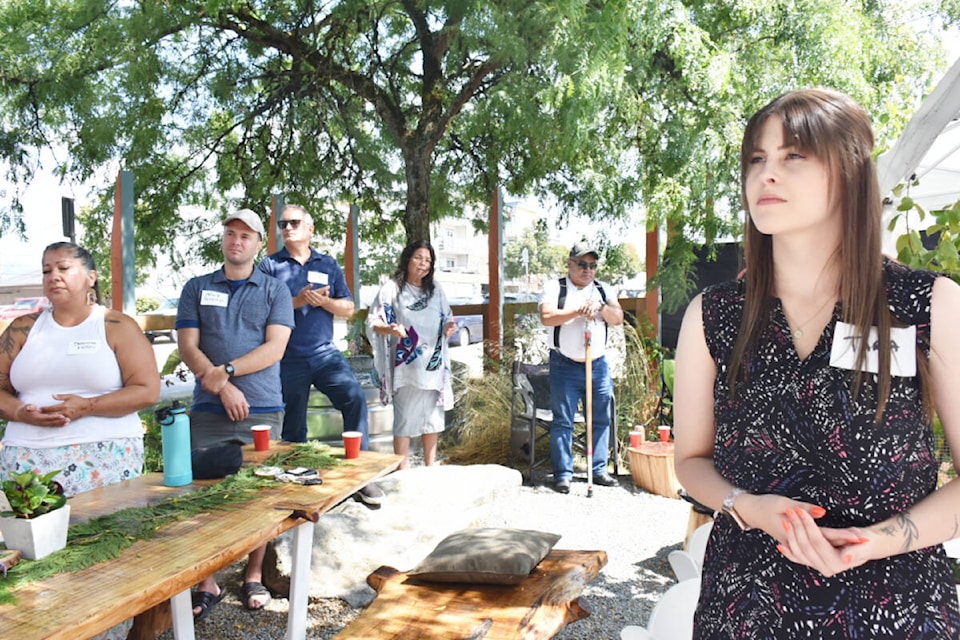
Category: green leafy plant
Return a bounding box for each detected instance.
[890,188,960,484]
[1,469,67,519]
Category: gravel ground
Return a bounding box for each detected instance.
[160,455,692,640]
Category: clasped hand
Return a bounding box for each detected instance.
[577,300,602,320]
[18,393,94,426]
[297,284,330,308]
[744,493,875,577]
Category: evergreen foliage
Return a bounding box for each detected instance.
[0,443,339,605]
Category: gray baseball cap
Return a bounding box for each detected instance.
[223,209,265,239]
[569,241,599,259]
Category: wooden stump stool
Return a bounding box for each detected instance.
[627,442,680,499]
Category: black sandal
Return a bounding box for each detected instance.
[191,588,225,621]
[240,581,272,610]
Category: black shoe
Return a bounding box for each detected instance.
[357,483,385,507]
[554,478,571,494]
[593,474,618,487]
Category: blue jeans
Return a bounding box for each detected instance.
[548,350,612,481]
[280,349,369,448]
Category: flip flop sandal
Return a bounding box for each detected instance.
[240,581,272,611]
[191,588,225,622]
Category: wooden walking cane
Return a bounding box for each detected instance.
[584,312,594,499]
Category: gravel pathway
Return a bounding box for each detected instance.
[160,458,692,640]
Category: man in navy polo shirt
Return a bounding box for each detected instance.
[259,204,383,505]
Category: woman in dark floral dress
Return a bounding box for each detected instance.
[674,88,960,639]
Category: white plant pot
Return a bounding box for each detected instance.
[0,504,71,560]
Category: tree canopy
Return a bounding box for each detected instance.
[0,0,957,308]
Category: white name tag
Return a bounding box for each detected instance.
[829,322,916,377]
[68,340,99,355]
[308,271,328,286]
[200,290,229,307]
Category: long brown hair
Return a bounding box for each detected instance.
[728,88,915,420]
[392,240,437,299]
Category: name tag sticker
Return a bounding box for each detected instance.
[829,322,916,377]
[68,340,99,355]
[308,271,329,286]
[200,290,229,307]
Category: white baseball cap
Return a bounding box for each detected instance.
[222,209,265,239]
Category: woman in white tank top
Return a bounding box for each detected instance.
[0,242,160,497]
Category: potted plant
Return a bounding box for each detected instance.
[0,469,70,560]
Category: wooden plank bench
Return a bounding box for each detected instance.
[335,549,607,639]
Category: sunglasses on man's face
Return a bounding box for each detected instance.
[573,260,598,270]
[278,219,302,230]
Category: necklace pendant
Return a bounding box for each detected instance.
[793,329,803,339]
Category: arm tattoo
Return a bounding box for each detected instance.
[896,511,920,553]
[0,372,15,419]
[0,372,13,394]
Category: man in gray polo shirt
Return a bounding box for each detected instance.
[176,208,294,619]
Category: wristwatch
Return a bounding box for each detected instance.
[722,487,752,531]
[224,363,236,378]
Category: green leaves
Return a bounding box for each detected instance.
[1,469,67,519]
[0,0,954,311]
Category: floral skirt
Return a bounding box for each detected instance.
[0,438,144,497]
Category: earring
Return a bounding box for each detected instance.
[87,289,97,306]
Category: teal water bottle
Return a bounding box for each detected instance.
[157,401,192,487]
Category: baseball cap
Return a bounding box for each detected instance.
[569,241,599,259]
[222,209,265,239]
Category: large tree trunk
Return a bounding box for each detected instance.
[403,143,432,245]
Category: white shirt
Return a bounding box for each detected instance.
[540,277,617,361]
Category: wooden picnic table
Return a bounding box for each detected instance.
[0,444,403,640]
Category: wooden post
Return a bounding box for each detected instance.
[485,188,503,369]
[268,194,283,254]
[110,170,135,314]
[344,203,360,302]
[645,226,659,339]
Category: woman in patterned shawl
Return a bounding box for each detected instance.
[673,89,960,638]
[367,240,456,469]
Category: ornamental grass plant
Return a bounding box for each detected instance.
[440,315,661,471]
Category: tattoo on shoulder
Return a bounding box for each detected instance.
[0,317,35,356]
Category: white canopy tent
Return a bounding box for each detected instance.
[880,57,960,255]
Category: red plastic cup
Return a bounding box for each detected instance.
[251,424,271,451]
[629,431,643,448]
[342,431,362,459]
[658,425,671,443]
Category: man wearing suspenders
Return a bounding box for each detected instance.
[539,241,624,494]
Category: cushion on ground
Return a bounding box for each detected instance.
[265,464,523,607]
[409,527,561,584]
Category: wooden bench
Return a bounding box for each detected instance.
[335,549,607,639]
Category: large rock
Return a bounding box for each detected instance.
[263,464,522,607]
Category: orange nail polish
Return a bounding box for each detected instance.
[782,519,792,532]
[786,507,798,520]
[844,554,852,565]
[776,544,788,554]
[810,506,826,518]
[858,537,870,544]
